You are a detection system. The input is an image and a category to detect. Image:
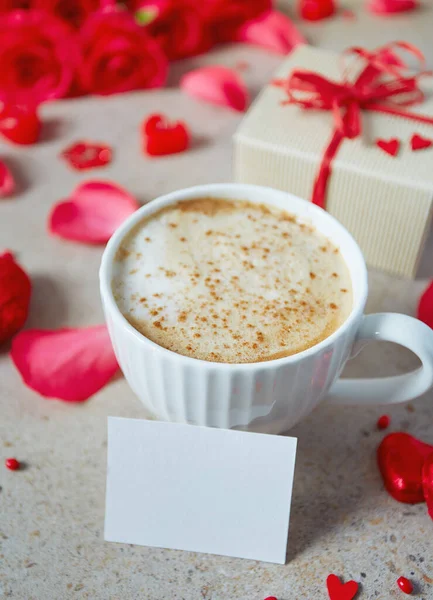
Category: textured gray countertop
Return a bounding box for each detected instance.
[1,1,433,598]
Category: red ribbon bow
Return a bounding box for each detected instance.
[274,42,433,208]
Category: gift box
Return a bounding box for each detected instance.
[234,43,433,278]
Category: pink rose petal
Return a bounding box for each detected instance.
[367,0,418,14]
[49,180,139,244]
[236,10,306,55]
[11,325,119,401]
[417,281,433,329]
[0,160,14,197]
[180,66,249,112]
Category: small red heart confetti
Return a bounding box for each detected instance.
[397,576,413,594]
[422,452,433,520]
[417,281,433,329]
[377,433,433,504]
[326,574,359,600]
[264,597,278,600]
[376,138,400,157]
[410,133,432,152]
[377,414,390,430]
[61,141,112,171]
[5,457,20,471]
[142,114,190,157]
[0,105,41,145]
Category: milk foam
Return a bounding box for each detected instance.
[112,198,353,363]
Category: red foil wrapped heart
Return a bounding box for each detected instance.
[378,433,433,504]
[422,453,433,519]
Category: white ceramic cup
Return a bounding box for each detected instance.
[100,184,433,434]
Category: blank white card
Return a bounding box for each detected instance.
[105,417,297,564]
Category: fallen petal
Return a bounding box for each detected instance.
[49,181,139,244]
[368,0,418,14]
[0,160,15,197]
[417,281,433,329]
[61,140,113,171]
[11,326,119,401]
[181,66,249,112]
[236,10,306,55]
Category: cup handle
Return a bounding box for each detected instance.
[327,313,433,406]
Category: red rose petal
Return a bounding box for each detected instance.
[181,66,249,112]
[0,160,15,197]
[326,574,359,600]
[142,114,190,156]
[61,140,113,171]
[377,432,433,504]
[376,137,400,157]
[422,452,433,520]
[0,251,31,345]
[417,281,433,329]
[49,181,139,244]
[368,0,417,15]
[236,10,306,55]
[10,326,119,402]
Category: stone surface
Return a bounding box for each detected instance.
[1,1,433,598]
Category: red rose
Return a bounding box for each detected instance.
[33,0,100,29]
[0,10,79,105]
[79,7,168,95]
[203,0,272,42]
[134,0,211,60]
[0,0,32,11]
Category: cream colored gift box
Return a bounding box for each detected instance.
[234,45,433,278]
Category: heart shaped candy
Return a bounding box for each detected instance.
[377,433,433,504]
[326,575,359,600]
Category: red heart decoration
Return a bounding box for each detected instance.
[422,452,433,520]
[142,113,190,156]
[326,575,359,600]
[376,138,400,157]
[60,141,112,171]
[0,105,41,145]
[378,433,433,504]
[411,133,433,151]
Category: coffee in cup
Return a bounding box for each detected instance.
[111,197,352,364]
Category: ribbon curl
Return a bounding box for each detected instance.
[274,42,433,209]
